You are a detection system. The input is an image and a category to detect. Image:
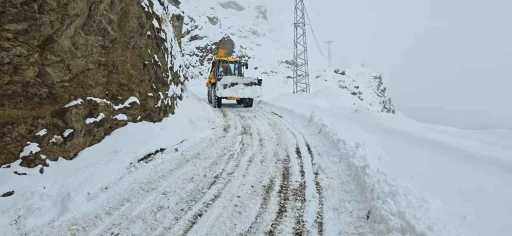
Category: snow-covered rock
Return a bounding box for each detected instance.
[312,65,396,114]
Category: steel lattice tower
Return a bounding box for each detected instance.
[293,0,310,94]
[326,40,334,68]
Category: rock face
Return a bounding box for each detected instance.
[0,0,183,167]
[219,1,245,11]
[333,67,396,114]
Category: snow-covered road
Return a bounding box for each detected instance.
[14,104,370,236]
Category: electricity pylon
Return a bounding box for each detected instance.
[293,0,310,94]
[326,40,334,68]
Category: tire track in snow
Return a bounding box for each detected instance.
[306,142,324,236]
[259,110,309,235]
[39,105,332,236]
[243,178,276,235]
[266,110,324,235]
[165,110,265,235]
[267,154,291,236]
[142,111,244,234]
[84,110,242,236]
[293,145,307,235]
[183,109,283,235]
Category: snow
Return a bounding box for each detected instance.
[216,76,262,98]
[0,89,215,235]
[35,129,47,137]
[1,1,509,236]
[87,97,111,105]
[63,129,74,138]
[63,98,84,108]
[85,113,105,124]
[260,86,512,236]
[49,135,62,143]
[113,96,140,110]
[19,142,40,158]
[152,18,159,29]
[153,54,161,66]
[113,114,128,121]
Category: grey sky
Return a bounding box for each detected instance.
[250,0,512,130]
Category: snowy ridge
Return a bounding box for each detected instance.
[311,65,396,114]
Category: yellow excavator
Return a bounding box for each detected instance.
[206,49,262,108]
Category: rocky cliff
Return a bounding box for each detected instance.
[0,0,184,167]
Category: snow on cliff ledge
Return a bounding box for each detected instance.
[312,65,396,114]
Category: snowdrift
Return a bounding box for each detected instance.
[261,91,512,236]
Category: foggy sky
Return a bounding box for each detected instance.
[247,0,512,130]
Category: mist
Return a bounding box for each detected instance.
[252,0,512,130]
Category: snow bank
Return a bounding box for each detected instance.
[262,94,512,236]
[0,87,216,235]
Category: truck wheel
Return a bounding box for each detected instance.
[236,100,243,105]
[212,87,222,108]
[212,87,217,108]
[215,96,222,108]
[207,87,212,104]
[244,98,254,108]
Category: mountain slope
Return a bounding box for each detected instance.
[2,1,510,236]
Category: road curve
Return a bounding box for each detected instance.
[31,104,369,236]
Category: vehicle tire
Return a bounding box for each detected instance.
[207,86,212,104]
[212,87,217,108]
[212,87,222,108]
[244,98,254,108]
[236,99,243,105]
[216,96,222,108]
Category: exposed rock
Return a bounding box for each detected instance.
[332,67,396,114]
[219,1,245,11]
[373,75,396,114]
[196,36,235,66]
[207,16,219,26]
[255,5,268,21]
[215,37,236,57]
[171,14,185,48]
[0,0,183,166]
[1,191,15,197]
[170,0,181,8]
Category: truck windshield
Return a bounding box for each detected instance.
[218,61,242,76]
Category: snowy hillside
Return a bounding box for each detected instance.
[178,0,288,81]
[1,1,510,236]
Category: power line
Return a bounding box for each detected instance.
[304,8,327,58]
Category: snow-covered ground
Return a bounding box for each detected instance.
[256,76,512,236]
[0,90,216,235]
[1,1,511,236]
